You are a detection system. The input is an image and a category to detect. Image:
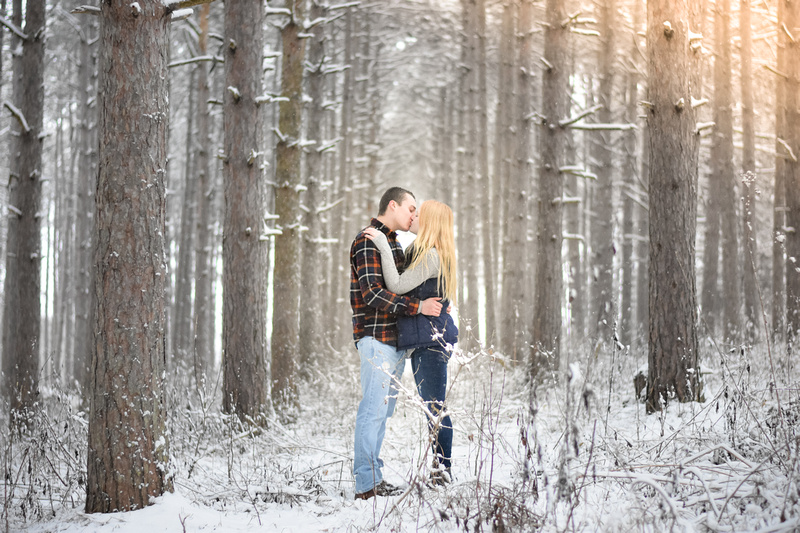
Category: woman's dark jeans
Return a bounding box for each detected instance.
[411,346,452,469]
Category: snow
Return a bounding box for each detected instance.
[6,341,800,532]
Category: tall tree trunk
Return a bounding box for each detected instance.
[299,0,327,375]
[86,0,172,512]
[784,0,800,347]
[502,0,531,363]
[739,0,758,343]
[173,70,196,367]
[272,0,306,414]
[2,0,45,427]
[620,0,643,349]
[193,3,213,383]
[74,13,98,395]
[222,0,270,422]
[772,0,788,346]
[713,0,740,343]
[590,0,617,347]
[531,0,569,378]
[460,0,480,351]
[645,0,702,412]
[475,0,496,343]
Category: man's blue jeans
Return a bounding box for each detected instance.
[353,336,406,494]
[411,347,452,469]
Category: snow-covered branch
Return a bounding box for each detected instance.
[70,5,100,15]
[777,138,797,163]
[559,166,597,180]
[0,15,28,39]
[562,233,585,242]
[164,0,215,12]
[316,138,342,153]
[4,101,31,133]
[762,63,788,79]
[255,93,289,105]
[328,1,360,11]
[568,122,636,131]
[559,104,602,127]
[168,55,223,68]
[695,121,715,134]
[316,197,344,215]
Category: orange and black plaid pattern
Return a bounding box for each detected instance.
[350,218,420,346]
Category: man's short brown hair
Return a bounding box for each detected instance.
[378,187,415,215]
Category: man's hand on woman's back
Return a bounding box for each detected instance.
[420,298,442,316]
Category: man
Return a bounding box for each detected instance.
[350,187,442,500]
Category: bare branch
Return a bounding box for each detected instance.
[71,5,100,15]
[559,166,597,180]
[3,101,31,133]
[559,104,602,127]
[0,15,28,39]
[168,55,223,68]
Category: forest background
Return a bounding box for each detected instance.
[1,0,800,531]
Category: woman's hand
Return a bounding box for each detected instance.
[364,227,380,240]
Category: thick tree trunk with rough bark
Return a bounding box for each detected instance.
[86,0,172,512]
[645,0,702,412]
[222,0,270,422]
[784,0,800,346]
[2,0,45,426]
[531,0,569,378]
[272,0,306,414]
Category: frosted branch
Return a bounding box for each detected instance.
[782,22,795,43]
[164,0,215,11]
[690,97,708,109]
[539,57,553,70]
[777,138,797,163]
[695,121,715,134]
[568,123,636,131]
[559,104,602,127]
[570,28,600,36]
[7,205,22,217]
[0,15,28,39]
[168,55,223,68]
[70,5,100,15]
[4,101,31,133]
[559,166,597,180]
[328,1,360,11]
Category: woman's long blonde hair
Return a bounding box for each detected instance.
[408,200,457,303]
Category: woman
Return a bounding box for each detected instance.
[364,200,458,485]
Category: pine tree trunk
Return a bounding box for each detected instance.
[784,0,800,346]
[271,0,306,414]
[475,0,496,343]
[531,0,569,378]
[86,0,171,512]
[502,0,531,363]
[173,70,196,368]
[772,0,788,346]
[2,0,45,427]
[222,0,270,422]
[74,15,98,395]
[713,0,740,343]
[193,3,213,382]
[739,0,758,343]
[645,0,702,412]
[299,0,327,374]
[589,0,617,347]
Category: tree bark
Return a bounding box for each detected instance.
[86,0,171,512]
[222,0,270,422]
[740,0,758,343]
[773,0,788,346]
[2,0,44,427]
[173,69,196,367]
[502,0,531,363]
[713,0,740,343]
[193,3,214,382]
[531,0,569,378]
[784,0,800,346]
[589,0,617,347]
[272,0,306,414]
[645,0,702,412]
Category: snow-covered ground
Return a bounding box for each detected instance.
[4,339,799,532]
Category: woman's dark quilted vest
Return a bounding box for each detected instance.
[397,275,458,351]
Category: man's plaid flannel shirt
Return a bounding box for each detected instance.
[350,218,420,346]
